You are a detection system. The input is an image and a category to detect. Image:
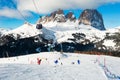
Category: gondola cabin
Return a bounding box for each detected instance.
[36,24,43,29]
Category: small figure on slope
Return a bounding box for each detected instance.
[54,60,58,64]
[37,58,42,65]
[77,60,80,64]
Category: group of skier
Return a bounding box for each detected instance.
[54,59,80,65]
[37,57,80,65]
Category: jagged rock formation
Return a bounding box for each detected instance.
[53,9,66,22]
[37,9,77,24]
[37,9,66,23]
[78,9,105,30]
[37,9,105,30]
[65,12,76,22]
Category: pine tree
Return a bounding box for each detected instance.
[111,30,120,51]
[114,33,120,49]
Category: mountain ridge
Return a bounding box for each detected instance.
[37,9,105,30]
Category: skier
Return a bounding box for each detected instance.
[77,59,80,64]
[37,58,42,65]
[54,60,58,64]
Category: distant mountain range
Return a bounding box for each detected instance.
[0,9,120,58]
[37,9,105,30]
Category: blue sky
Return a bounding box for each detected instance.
[0,0,120,29]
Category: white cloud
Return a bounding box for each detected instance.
[0,0,120,19]
[17,0,120,14]
[0,7,32,19]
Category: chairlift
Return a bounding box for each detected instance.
[36,24,43,29]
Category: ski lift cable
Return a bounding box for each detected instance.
[32,0,40,16]
[9,0,28,22]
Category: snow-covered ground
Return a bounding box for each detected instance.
[42,22,120,49]
[41,21,106,43]
[0,52,120,80]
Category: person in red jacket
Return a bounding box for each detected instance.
[37,58,42,65]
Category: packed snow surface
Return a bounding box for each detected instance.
[0,52,120,80]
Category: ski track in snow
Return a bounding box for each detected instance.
[0,52,120,80]
[95,56,120,80]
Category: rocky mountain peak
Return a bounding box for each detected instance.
[56,9,64,14]
[65,12,76,22]
[37,9,106,30]
[52,9,66,22]
[37,9,66,23]
[49,9,64,18]
[78,9,105,30]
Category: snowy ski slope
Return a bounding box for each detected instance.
[0,52,120,80]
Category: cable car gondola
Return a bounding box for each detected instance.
[36,24,43,29]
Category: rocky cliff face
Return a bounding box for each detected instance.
[37,9,77,24]
[65,12,76,22]
[37,9,66,23]
[78,9,105,30]
[37,9,105,30]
